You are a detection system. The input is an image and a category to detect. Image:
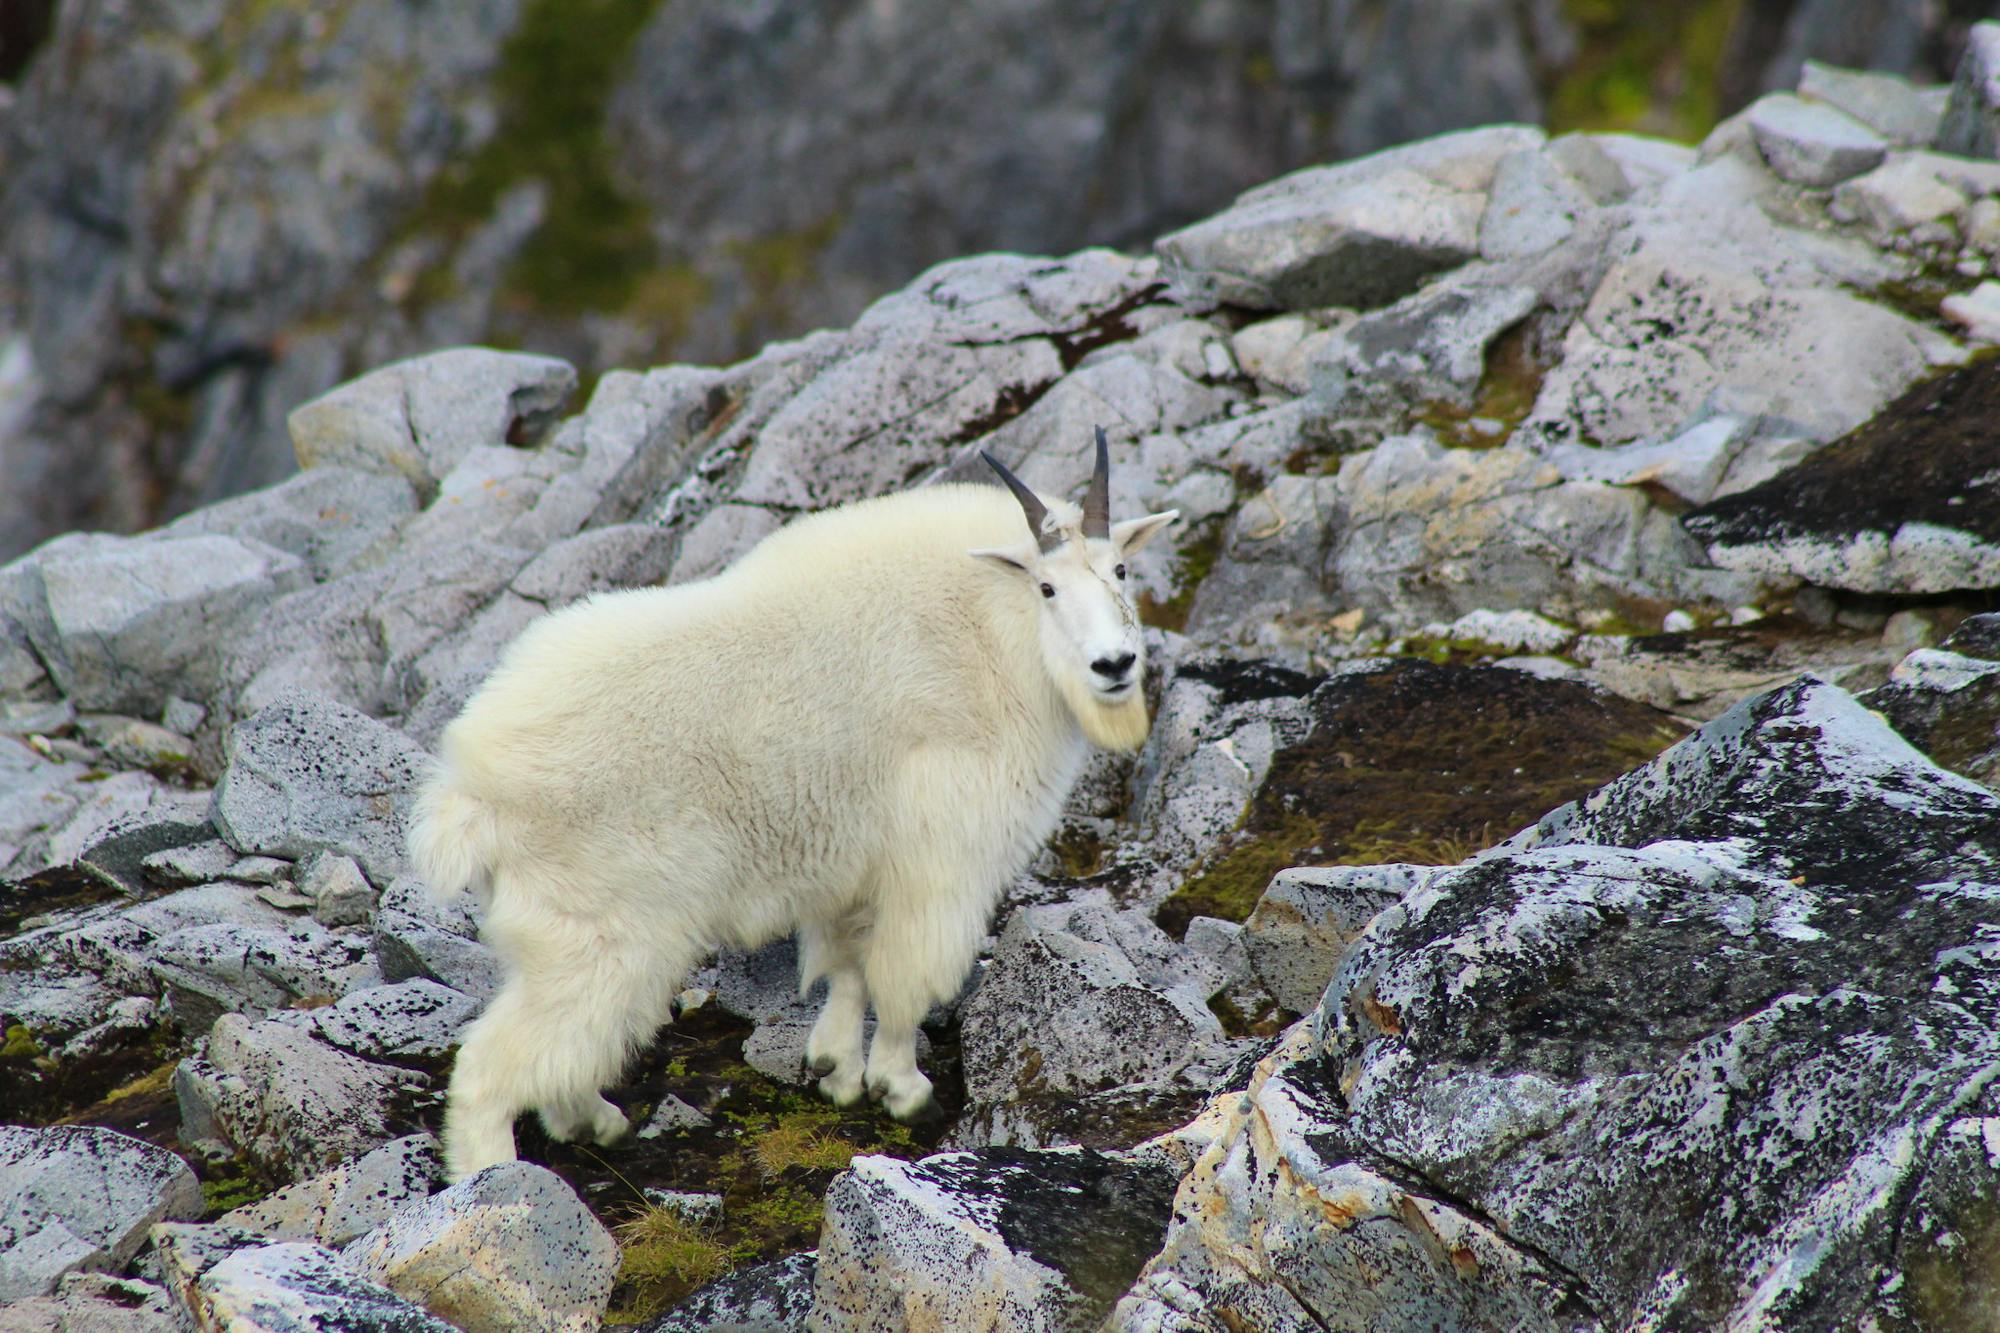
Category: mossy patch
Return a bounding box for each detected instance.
[199,1156,278,1217]
[403,0,661,316]
[1156,658,1688,936]
[1547,0,1742,140]
[1137,517,1226,634]
[494,1003,954,1324]
[1411,323,1550,450]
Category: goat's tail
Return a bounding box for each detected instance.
[409,768,499,903]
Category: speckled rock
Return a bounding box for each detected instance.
[148,918,379,1032]
[343,1161,617,1333]
[174,1014,428,1179]
[1241,864,1425,1013]
[174,1239,460,1333]
[0,532,310,716]
[0,1272,176,1333]
[645,1251,815,1333]
[223,1136,444,1249]
[1124,675,2000,1328]
[302,979,478,1062]
[210,689,429,883]
[0,1127,201,1301]
[810,1148,1177,1332]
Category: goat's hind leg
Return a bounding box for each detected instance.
[859,887,979,1124]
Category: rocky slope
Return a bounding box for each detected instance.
[0,0,1983,563]
[4,39,2000,1333]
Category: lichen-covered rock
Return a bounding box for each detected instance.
[1683,355,2000,594]
[0,1272,177,1333]
[0,1126,201,1301]
[646,1251,815,1333]
[1242,864,1425,1013]
[174,1014,428,1179]
[810,1148,1177,1332]
[173,1239,460,1333]
[224,1136,444,1250]
[210,690,429,883]
[303,980,478,1062]
[1861,611,2000,788]
[343,1161,617,1333]
[148,919,378,1032]
[1127,675,2000,1328]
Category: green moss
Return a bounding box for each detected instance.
[1411,322,1548,449]
[1138,517,1226,633]
[749,1110,860,1176]
[200,1158,276,1216]
[608,1209,737,1323]
[1547,0,1743,141]
[2,1025,41,1060]
[405,0,661,315]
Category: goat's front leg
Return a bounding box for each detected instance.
[805,966,868,1107]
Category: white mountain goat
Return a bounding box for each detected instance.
[409,431,1177,1179]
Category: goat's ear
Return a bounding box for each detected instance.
[1112,510,1178,556]
[969,542,1038,576]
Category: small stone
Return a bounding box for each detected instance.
[1662,609,1698,633]
[635,1096,711,1139]
[1747,93,1889,187]
[1882,610,1942,655]
[142,840,240,888]
[639,1191,722,1227]
[227,856,293,886]
[255,886,313,911]
[160,697,207,736]
[1942,280,2000,342]
[298,851,376,928]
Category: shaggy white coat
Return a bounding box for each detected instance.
[411,480,1170,1179]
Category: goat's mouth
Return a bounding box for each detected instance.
[1094,677,1137,701]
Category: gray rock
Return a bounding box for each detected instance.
[148,919,377,1032]
[157,467,418,583]
[1243,864,1427,1013]
[73,714,197,776]
[1157,127,1542,311]
[960,904,1226,1107]
[1746,92,1889,186]
[509,524,676,606]
[1937,20,2000,159]
[223,1136,444,1249]
[812,1148,1176,1332]
[171,1240,460,1333]
[344,1161,617,1333]
[0,1126,201,1301]
[15,771,212,892]
[1478,147,1596,259]
[174,1014,428,1179]
[634,1095,712,1141]
[640,1191,723,1227]
[307,980,478,1062]
[1861,612,2000,787]
[1799,61,1948,146]
[1128,675,2000,1328]
[0,1273,176,1333]
[372,911,501,1002]
[288,349,577,503]
[298,851,375,928]
[647,1251,814,1333]
[1310,279,1540,412]
[0,532,310,715]
[210,690,429,883]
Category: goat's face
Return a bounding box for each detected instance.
[972,435,1177,749]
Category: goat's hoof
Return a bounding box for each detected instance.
[891,1093,944,1126]
[818,1070,865,1107]
[809,1054,837,1076]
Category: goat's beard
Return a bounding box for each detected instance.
[1060,674,1151,753]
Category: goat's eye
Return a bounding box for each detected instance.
[1040,582,1055,599]
[1115,564,1127,580]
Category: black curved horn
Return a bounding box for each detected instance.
[1082,426,1111,540]
[981,450,1060,553]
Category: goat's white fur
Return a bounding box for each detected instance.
[410,478,1176,1180]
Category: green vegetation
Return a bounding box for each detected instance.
[2,1024,41,1060]
[1547,0,1743,141]
[1137,517,1226,633]
[611,1209,736,1318]
[1412,324,1548,449]
[200,1157,277,1216]
[408,0,662,314]
[749,1110,862,1176]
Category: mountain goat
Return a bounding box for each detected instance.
[410,430,1177,1180]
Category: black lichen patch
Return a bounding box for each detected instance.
[0,863,127,937]
[1157,659,1687,935]
[1683,356,2000,552]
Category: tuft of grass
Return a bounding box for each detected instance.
[750,1113,860,1177]
[611,1208,736,1320]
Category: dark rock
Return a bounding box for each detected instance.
[1683,357,2000,594]
[641,1251,814,1333]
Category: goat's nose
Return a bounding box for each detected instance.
[1092,652,1137,680]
